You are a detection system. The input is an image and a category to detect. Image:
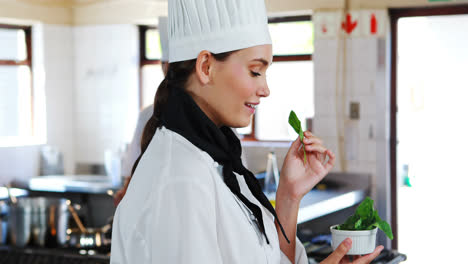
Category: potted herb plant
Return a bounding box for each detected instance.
[330,197,393,255]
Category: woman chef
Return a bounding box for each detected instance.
[114,16,246,207]
[110,0,384,263]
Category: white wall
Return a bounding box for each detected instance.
[42,24,76,174]
[73,24,139,164]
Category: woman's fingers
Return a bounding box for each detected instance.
[353,246,384,264]
[324,150,336,172]
[303,132,323,145]
[304,144,327,154]
[323,238,352,263]
[302,132,326,154]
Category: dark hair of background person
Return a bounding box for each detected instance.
[131,51,235,176]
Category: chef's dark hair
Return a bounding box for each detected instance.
[130,51,235,176]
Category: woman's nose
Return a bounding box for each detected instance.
[257,82,270,97]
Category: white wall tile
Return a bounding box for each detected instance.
[314,39,339,71]
[315,94,337,118]
[314,69,337,97]
[314,117,338,138]
[358,139,377,162]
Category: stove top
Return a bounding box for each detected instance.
[0,246,109,264]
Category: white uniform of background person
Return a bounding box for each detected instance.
[120,16,169,178]
[110,0,348,263]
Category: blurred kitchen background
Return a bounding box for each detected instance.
[1,0,467,263]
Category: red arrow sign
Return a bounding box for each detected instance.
[341,13,358,34]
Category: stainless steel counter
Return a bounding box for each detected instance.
[0,187,28,200]
[297,172,370,224]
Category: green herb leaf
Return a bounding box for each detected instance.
[336,196,394,240]
[288,110,307,164]
[376,220,394,240]
[357,197,374,219]
[288,110,302,139]
[338,213,360,230]
[354,218,363,229]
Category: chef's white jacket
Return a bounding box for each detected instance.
[111,126,308,263]
[121,106,248,177]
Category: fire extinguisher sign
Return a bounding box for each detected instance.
[362,10,387,37]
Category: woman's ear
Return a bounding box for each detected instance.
[195,50,212,85]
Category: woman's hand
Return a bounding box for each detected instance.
[278,130,335,201]
[321,238,384,264]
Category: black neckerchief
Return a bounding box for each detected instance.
[160,82,290,244]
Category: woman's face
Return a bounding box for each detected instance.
[192,44,272,128]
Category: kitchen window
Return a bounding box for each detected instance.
[138,16,314,141]
[139,25,165,109]
[239,16,314,141]
[0,24,33,145]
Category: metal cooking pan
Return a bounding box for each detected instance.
[66,226,111,248]
[65,200,112,248]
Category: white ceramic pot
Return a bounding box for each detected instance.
[330,225,378,255]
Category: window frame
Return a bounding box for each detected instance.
[138,25,163,110]
[0,24,34,136]
[389,4,468,250]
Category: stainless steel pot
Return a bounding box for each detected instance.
[9,198,32,247]
[0,201,9,245]
[9,197,70,247]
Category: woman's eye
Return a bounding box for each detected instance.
[250,71,261,77]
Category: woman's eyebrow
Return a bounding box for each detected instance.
[251,58,272,66]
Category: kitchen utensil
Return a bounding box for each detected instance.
[5,184,17,204]
[9,198,32,247]
[47,198,70,247]
[9,197,71,247]
[66,200,86,233]
[31,197,48,246]
[0,201,9,245]
[66,227,107,248]
[66,215,112,249]
[330,225,378,255]
[264,151,280,204]
[39,145,64,175]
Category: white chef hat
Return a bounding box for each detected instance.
[158,16,169,62]
[168,0,271,63]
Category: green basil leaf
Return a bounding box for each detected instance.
[340,214,360,230]
[288,110,307,165]
[357,197,374,219]
[338,196,393,236]
[376,220,394,240]
[354,218,363,229]
[288,110,302,136]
